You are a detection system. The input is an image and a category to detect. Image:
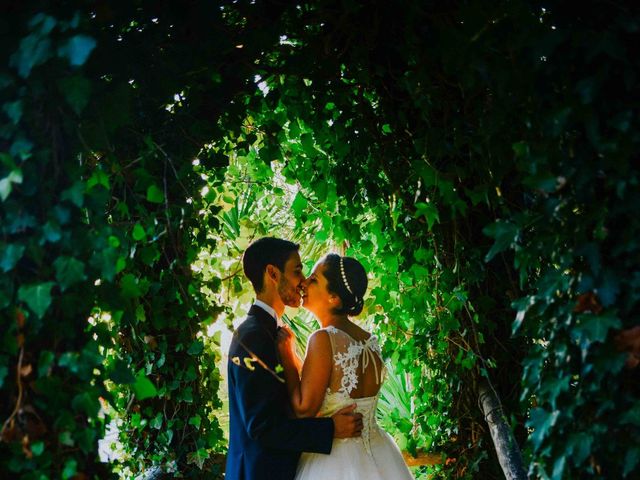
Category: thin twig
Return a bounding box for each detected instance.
[0,346,24,440]
[234,340,285,384]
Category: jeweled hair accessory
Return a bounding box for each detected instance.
[340,257,358,300]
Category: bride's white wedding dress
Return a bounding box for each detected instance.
[295,326,414,480]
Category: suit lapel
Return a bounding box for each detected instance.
[248,304,278,341]
[239,305,283,379]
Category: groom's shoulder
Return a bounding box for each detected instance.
[231,314,264,342]
[229,315,269,357]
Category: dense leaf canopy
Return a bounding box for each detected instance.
[1,1,638,479]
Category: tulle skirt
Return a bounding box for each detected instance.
[295,426,413,480]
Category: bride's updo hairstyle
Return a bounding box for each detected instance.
[321,253,368,316]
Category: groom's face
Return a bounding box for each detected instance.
[277,251,306,308]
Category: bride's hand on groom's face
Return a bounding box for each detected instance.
[276,326,296,356]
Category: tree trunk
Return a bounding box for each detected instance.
[478,379,527,480]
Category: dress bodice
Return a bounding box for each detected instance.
[316,326,386,455]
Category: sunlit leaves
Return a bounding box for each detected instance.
[86,170,110,190]
[291,192,308,218]
[132,372,157,400]
[512,296,535,335]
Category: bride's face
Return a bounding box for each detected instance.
[301,261,337,314]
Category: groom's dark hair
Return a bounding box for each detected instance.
[243,237,300,293]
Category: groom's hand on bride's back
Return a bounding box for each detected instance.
[331,404,363,438]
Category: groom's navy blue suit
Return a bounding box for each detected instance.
[225,305,334,480]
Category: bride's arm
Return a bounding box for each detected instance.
[286,343,304,376]
[277,328,332,418]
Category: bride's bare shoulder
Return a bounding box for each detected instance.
[306,329,332,351]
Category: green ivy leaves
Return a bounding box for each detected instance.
[291,192,308,217]
[133,372,158,400]
[483,220,519,262]
[108,359,136,385]
[414,202,439,230]
[9,14,96,79]
[57,75,91,115]
[0,169,23,201]
[59,35,96,66]
[60,181,85,207]
[528,408,560,450]
[18,282,55,318]
[1,6,226,479]
[572,313,622,345]
[187,340,204,356]
[10,25,54,78]
[132,223,146,241]
[2,3,638,479]
[53,257,86,291]
[146,184,164,204]
[120,274,150,299]
[0,243,25,272]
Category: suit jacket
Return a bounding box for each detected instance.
[225,305,334,480]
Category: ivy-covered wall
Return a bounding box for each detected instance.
[217,2,640,477]
[0,2,275,477]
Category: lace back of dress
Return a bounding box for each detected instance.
[324,326,385,399]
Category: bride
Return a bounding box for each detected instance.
[276,253,414,479]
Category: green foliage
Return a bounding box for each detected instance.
[1,7,113,478]
[204,1,639,478]
[2,1,638,480]
[0,2,250,477]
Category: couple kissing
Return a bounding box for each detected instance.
[225,237,413,480]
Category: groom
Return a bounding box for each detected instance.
[225,237,363,480]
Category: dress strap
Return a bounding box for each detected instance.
[361,338,382,385]
[322,325,338,357]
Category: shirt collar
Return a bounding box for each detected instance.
[253,299,283,326]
